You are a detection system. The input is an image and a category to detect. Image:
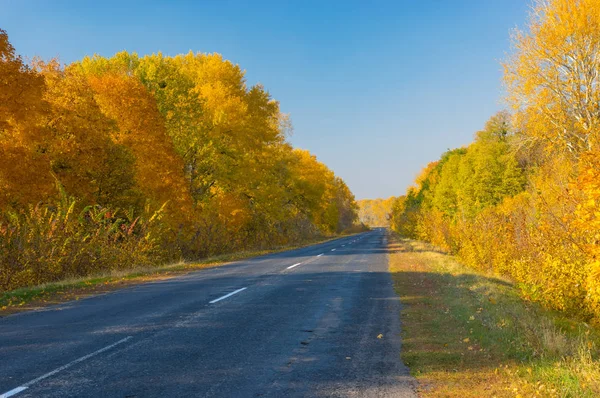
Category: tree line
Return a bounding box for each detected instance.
[0,29,359,291]
[391,0,600,324]
[357,197,396,227]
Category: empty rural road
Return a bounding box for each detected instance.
[0,229,416,397]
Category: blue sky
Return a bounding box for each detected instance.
[0,0,529,199]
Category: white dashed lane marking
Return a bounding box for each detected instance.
[209,287,247,304]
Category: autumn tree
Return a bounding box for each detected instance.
[454,113,526,217]
[83,72,194,222]
[0,29,54,207]
[505,0,600,154]
[0,29,46,132]
[35,62,138,207]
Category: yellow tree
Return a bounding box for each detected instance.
[505,0,600,320]
[331,177,358,232]
[285,149,341,234]
[505,0,600,154]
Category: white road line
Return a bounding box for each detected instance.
[0,336,133,398]
[316,253,324,257]
[209,287,247,304]
[0,387,27,398]
[286,262,302,270]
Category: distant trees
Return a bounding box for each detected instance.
[357,197,396,227]
[391,0,600,324]
[0,29,359,291]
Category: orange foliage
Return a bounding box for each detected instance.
[86,73,193,221]
[0,31,360,291]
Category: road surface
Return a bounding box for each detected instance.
[0,229,416,397]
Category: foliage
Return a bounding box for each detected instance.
[357,196,396,227]
[504,0,600,154]
[391,0,600,324]
[0,188,166,291]
[0,31,359,291]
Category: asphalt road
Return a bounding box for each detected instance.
[0,229,416,398]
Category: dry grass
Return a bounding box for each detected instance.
[388,233,600,397]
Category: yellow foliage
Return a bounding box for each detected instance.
[392,120,600,321]
[391,0,600,323]
[505,0,600,153]
[357,197,396,227]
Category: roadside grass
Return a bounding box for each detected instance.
[388,233,600,397]
[0,234,350,316]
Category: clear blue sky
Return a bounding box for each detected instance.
[0,0,529,199]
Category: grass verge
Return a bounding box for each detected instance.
[388,233,600,397]
[0,234,350,316]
